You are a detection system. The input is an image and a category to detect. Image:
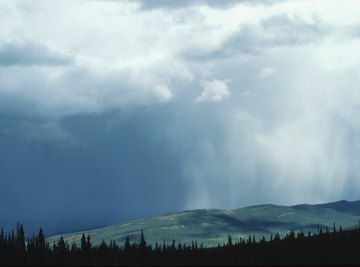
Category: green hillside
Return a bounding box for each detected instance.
[47,200,360,247]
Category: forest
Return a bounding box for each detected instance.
[1,223,360,265]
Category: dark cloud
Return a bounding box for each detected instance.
[0,40,72,67]
[1,66,360,235]
[0,106,188,235]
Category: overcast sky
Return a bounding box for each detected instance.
[1,0,360,235]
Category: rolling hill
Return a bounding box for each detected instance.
[47,200,360,247]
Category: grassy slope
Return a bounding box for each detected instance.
[47,200,360,247]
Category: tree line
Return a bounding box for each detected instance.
[1,222,360,265]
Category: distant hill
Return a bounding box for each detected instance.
[47,200,360,247]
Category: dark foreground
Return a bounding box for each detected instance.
[1,223,360,265]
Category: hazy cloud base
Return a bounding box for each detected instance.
[1,0,360,234]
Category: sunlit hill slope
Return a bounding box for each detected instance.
[47,200,360,247]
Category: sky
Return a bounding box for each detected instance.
[1,0,360,236]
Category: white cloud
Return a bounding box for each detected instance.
[260,66,277,78]
[153,84,174,102]
[0,0,356,122]
[195,79,230,103]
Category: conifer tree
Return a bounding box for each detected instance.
[81,233,86,252]
[139,230,146,252]
[37,228,46,250]
[16,223,25,252]
[162,241,166,252]
[124,235,130,254]
[227,235,233,247]
[86,235,92,252]
[57,236,67,256]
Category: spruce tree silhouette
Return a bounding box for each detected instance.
[139,230,146,252]
[80,233,86,252]
[56,236,67,258]
[2,222,360,265]
[227,235,233,247]
[124,235,130,254]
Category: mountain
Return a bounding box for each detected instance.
[46,200,360,247]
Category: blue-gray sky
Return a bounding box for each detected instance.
[1,0,360,235]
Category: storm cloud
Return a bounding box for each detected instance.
[1,0,360,235]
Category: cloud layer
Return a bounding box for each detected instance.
[1,0,360,234]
